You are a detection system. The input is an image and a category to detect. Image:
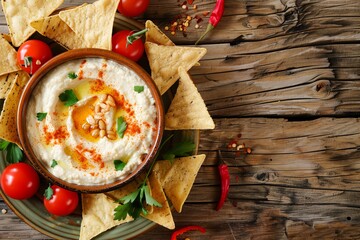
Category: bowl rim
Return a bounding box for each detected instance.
[17,48,164,193]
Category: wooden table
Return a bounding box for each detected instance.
[1,0,360,239]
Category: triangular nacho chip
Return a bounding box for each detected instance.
[0,73,17,99]
[152,160,172,185]
[1,33,11,43]
[145,21,200,67]
[0,71,30,147]
[30,8,87,50]
[145,20,174,46]
[80,193,133,240]
[1,0,64,47]
[145,42,206,95]
[143,172,175,230]
[59,0,119,50]
[0,36,21,76]
[165,67,215,130]
[162,154,206,213]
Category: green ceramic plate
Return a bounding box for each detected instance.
[0,13,199,239]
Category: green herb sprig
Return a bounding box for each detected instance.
[161,141,196,161]
[116,117,127,138]
[67,72,78,79]
[36,112,47,121]
[134,86,144,93]
[51,159,58,168]
[114,160,126,171]
[59,89,79,106]
[44,184,54,200]
[0,139,23,163]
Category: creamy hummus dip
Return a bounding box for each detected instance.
[26,58,158,185]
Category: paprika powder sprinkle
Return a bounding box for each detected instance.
[170,225,206,240]
[216,149,229,211]
[195,0,224,45]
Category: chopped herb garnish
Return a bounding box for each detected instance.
[0,139,23,163]
[59,89,79,106]
[116,117,127,138]
[24,56,33,68]
[162,141,195,161]
[134,86,144,93]
[51,159,58,168]
[44,184,53,200]
[67,72,78,79]
[36,112,47,121]
[114,160,126,171]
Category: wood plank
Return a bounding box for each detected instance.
[196,118,360,191]
[145,0,360,44]
[191,44,360,116]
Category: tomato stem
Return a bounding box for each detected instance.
[126,28,148,47]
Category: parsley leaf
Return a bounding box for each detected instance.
[144,185,162,207]
[161,141,195,160]
[114,160,126,171]
[36,112,47,121]
[6,143,23,163]
[114,184,161,221]
[44,185,53,200]
[0,139,10,151]
[0,139,23,163]
[116,117,127,138]
[114,202,132,221]
[51,159,58,168]
[59,89,79,106]
[134,86,144,93]
[67,72,78,79]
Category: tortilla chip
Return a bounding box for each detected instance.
[144,21,200,66]
[162,154,206,213]
[152,160,172,185]
[143,172,175,230]
[0,36,21,76]
[1,0,64,47]
[145,20,174,46]
[0,73,17,99]
[1,34,11,43]
[59,0,119,50]
[80,193,133,240]
[30,8,87,50]
[0,71,30,147]
[145,42,206,95]
[165,67,215,130]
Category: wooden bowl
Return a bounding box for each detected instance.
[17,48,164,193]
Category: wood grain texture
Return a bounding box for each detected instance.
[1,0,360,239]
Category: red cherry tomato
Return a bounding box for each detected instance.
[112,30,144,62]
[44,185,79,216]
[118,0,150,17]
[17,40,53,75]
[0,162,40,200]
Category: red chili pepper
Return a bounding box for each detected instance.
[171,225,206,240]
[195,0,225,45]
[216,150,230,211]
